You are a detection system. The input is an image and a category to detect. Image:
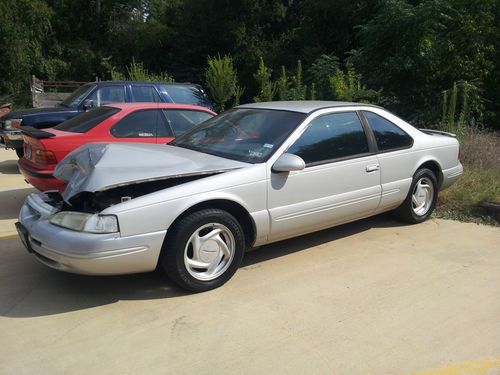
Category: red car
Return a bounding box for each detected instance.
[18,103,215,191]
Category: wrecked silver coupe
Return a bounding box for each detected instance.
[17,101,463,291]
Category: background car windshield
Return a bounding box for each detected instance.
[172,109,305,163]
[54,107,120,133]
[60,85,95,107]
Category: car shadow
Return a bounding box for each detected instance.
[1,214,405,318]
[0,159,20,174]
[242,214,406,267]
[0,188,36,220]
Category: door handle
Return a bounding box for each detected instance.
[366,164,380,172]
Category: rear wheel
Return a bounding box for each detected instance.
[394,168,438,223]
[15,147,23,158]
[160,209,245,292]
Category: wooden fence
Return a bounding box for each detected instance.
[31,75,92,108]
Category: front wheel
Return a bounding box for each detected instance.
[15,147,24,158]
[394,168,438,224]
[160,209,246,292]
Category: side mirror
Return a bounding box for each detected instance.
[83,99,96,110]
[272,153,306,173]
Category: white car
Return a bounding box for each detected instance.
[17,101,463,291]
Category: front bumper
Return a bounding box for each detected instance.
[18,192,167,275]
[0,129,23,149]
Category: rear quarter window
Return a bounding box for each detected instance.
[53,107,120,133]
[363,111,413,151]
[161,85,207,105]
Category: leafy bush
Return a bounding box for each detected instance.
[440,81,484,136]
[289,60,307,100]
[105,57,173,83]
[329,62,382,104]
[253,57,276,102]
[277,66,289,101]
[205,54,238,111]
[307,54,339,99]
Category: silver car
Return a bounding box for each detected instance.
[17,101,463,291]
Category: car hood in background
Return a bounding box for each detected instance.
[54,143,249,202]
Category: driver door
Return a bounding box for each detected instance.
[267,111,382,242]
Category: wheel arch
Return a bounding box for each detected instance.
[415,159,443,188]
[169,199,257,248]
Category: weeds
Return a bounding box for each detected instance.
[435,128,500,225]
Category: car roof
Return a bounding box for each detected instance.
[104,102,214,112]
[237,101,380,114]
[83,81,201,87]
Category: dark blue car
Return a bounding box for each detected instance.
[0,81,214,156]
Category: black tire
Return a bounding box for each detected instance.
[160,209,246,292]
[394,168,438,224]
[15,147,24,158]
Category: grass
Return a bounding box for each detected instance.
[434,128,500,225]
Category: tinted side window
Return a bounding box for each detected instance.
[111,109,171,138]
[288,112,369,165]
[363,111,413,151]
[161,85,207,105]
[54,107,120,133]
[131,86,161,102]
[163,110,213,136]
[87,86,126,106]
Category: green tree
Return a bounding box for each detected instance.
[307,54,339,99]
[0,0,54,106]
[329,62,382,103]
[204,54,238,111]
[277,66,289,101]
[289,60,307,100]
[253,57,276,102]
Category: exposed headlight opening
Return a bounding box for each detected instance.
[49,212,119,233]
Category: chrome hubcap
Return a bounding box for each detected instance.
[184,223,235,281]
[411,177,434,216]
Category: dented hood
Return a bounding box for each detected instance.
[54,143,249,202]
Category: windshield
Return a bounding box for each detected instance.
[171,108,305,163]
[54,106,120,133]
[60,84,95,107]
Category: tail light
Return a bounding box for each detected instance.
[34,149,57,165]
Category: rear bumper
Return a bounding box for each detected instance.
[18,192,166,275]
[18,158,65,191]
[441,163,463,190]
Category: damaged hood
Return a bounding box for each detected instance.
[54,143,249,202]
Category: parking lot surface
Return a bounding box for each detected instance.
[1,148,499,374]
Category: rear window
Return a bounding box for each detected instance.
[161,85,208,105]
[54,107,120,133]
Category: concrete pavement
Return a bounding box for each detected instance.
[0,148,35,237]
[1,215,499,374]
